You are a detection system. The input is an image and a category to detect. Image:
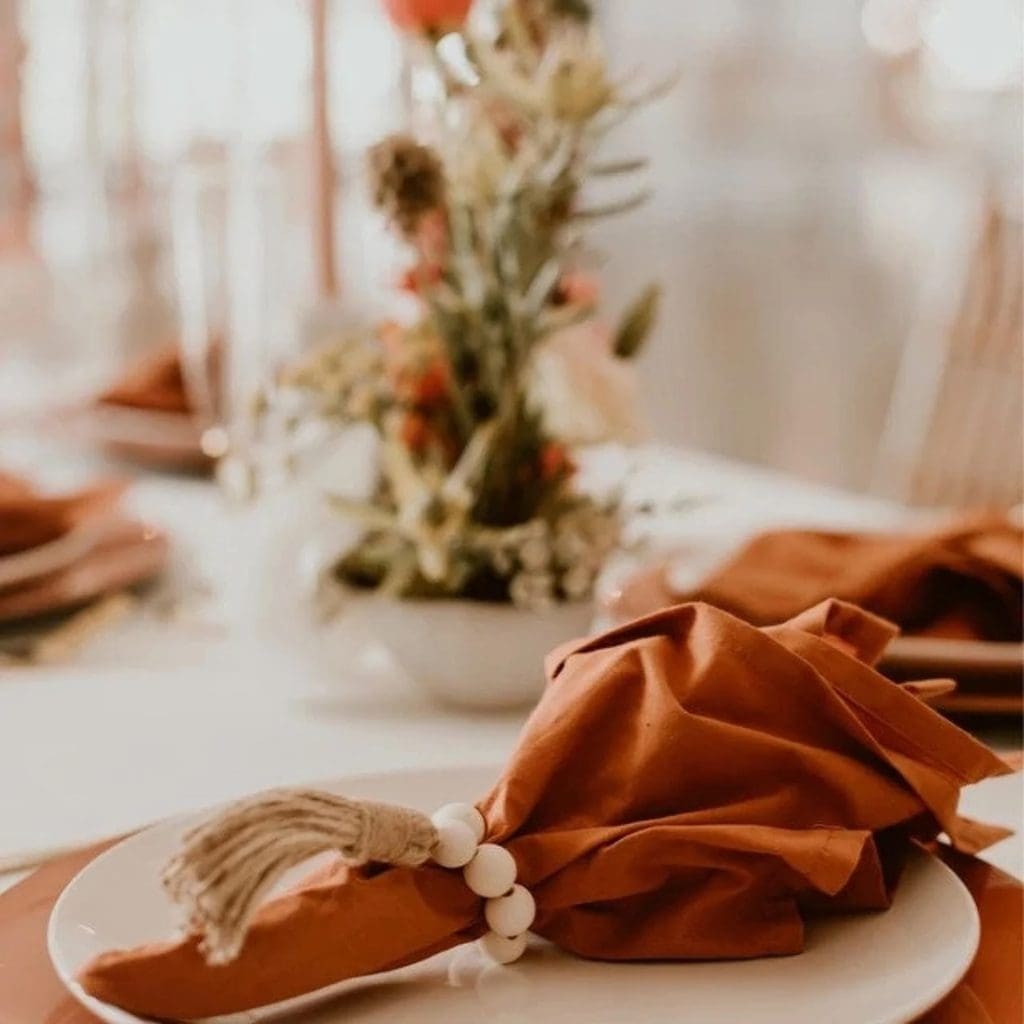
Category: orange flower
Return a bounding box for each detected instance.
[399,262,444,293]
[539,442,575,482]
[382,0,472,34]
[400,412,431,452]
[554,271,599,307]
[408,360,450,405]
[377,321,450,408]
[394,362,451,407]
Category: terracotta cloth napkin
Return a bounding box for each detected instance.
[0,473,124,558]
[98,344,193,415]
[79,599,1012,1020]
[679,516,1023,643]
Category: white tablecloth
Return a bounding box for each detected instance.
[1,446,1019,889]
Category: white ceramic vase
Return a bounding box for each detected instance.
[341,594,594,710]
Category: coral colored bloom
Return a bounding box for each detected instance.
[400,412,430,452]
[399,263,444,293]
[409,360,450,405]
[539,442,575,481]
[555,271,599,307]
[382,0,472,34]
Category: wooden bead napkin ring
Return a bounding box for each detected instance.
[161,789,535,966]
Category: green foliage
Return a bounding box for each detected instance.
[613,284,661,359]
[287,0,669,606]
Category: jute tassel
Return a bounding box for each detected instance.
[162,788,439,964]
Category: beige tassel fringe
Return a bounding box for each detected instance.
[161,788,438,964]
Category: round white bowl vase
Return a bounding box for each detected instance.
[346,595,594,710]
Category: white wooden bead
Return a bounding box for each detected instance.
[479,930,527,965]
[433,802,486,843]
[463,843,517,898]
[484,884,536,938]
[431,819,477,869]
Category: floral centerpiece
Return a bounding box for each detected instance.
[287,0,667,703]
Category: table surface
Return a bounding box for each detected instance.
[1,444,1020,893]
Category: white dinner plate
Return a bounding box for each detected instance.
[49,765,980,1024]
[880,636,1024,716]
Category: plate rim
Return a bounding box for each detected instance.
[876,854,979,1023]
[883,635,1024,670]
[48,764,981,1024]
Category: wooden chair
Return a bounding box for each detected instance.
[873,196,1023,508]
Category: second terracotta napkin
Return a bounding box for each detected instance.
[0,473,124,557]
[628,515,1023,643]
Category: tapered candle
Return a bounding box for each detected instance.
[311,0,338,298]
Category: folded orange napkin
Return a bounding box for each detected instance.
[0,473,124,558]
[654,515,1022,643]
[78,599,1012,1020]
[98,344,193,415]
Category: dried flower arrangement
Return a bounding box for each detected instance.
[287,0,667,610]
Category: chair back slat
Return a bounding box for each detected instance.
[874,200,1023,508]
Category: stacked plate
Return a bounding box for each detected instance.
[607,554,1023,721]
[67,404,209,472]
[881,637,1024,718]
[0,512,169,658]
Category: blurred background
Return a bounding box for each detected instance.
[0,0,1021,927]
[1,0,1021,493]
